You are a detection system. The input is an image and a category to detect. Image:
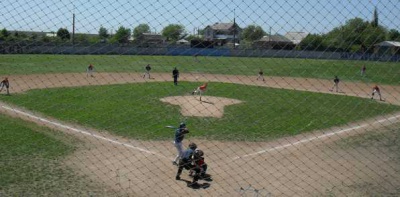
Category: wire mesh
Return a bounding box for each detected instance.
[0,0,400,196]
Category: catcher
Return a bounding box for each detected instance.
[0,77,10,95]
[191,82,208,101]
[176,144,209,187]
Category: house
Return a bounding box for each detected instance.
[284,32,309,45]
[203,22,242,46]
[253,34,295,50]
[374,41,400,55]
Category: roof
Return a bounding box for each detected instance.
[258,34,292,42]
[284,32,309,44]
[374,41,400,47]
[176,39,189,43]
[210,23,234,30]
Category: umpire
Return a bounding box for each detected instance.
[176,142,197,180]
[172,67,179,85]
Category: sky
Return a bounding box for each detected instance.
[0,0,398,36]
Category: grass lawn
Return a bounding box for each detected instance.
[0,114,107,195]
[0,54,399,85]
[1,82,399,141]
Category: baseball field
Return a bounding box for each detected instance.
[1,54,400,196]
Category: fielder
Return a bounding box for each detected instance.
[0,77,10,95]
[143,64,151,79]
[257,69,265,81]
[191,82,208,101]
[329,76,340,92]
[172,122,189,165]
[371,85,383,101]
[87,64,95,77]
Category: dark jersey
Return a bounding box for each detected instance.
[0,79,9,88]
[334,77,339,84]
[173,69,179,77]
[174,128,185,143]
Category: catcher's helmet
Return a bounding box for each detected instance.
[194,149,204,157]
[179,122,186,128]
[189,142,197,150]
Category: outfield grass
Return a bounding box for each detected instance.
[1,82,399,141]
[0,54,399,85]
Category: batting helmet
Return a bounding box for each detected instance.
[189,142,197,150]
[179,122,186,128]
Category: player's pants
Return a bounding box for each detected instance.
[143,70,150,78]
[173,141,183,163]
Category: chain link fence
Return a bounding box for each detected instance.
[1,0,400,196]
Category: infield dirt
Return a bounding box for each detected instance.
[1,72,400,196]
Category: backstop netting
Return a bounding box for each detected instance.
[0,0,399,196]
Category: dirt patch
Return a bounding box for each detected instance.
[1,72,400,196]
[160,96,242,118]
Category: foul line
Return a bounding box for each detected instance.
[1,105,167,159]
[232,114,400,160]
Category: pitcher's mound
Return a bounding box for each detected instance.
[160,96,242,118]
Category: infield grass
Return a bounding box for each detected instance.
[1,82,399,141]
[0,54,399,85]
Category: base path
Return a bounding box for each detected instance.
[3,72,400,106]
[1,72,400,196]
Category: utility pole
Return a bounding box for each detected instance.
[233,9,236,49]
[72,13,75,45]
[71,3,76,45]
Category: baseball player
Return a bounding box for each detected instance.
[329,76,340,92]
[172,122,189,165]
[0,77,10,95]
[143,64,151,79]
[371,85,383,101]
[176,142,197,180]
[257,69,265,81]
[191,82,208,101]
[172,67,179,85]
[361,65,366,76]
[190,149,208,179]
[87,64,95,77]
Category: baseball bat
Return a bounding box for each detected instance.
[165,125,177,129]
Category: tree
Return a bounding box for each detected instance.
[56,28,70,40]
[162,24,185,41]
[298,34,325,51]
[0,28,10,39]
[76,34,89,43]
[361,24,386,53]
[133,24,150,40]
[241,25,266,41]
[388,29,400,41]
[98,26,109,40]
[112,26,131,43]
